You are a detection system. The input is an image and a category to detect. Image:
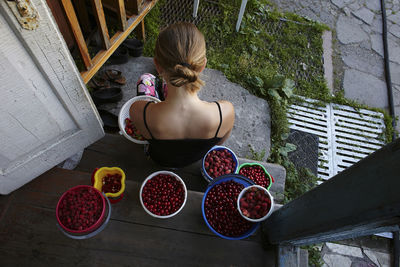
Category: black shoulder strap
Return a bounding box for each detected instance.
[143,101,155,139]
[214,101,223,138]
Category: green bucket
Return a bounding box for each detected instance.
[236,163,273,190]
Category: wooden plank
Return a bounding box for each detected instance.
[135,20,146,41]
[117,0,127,31]
[89,0,111,50]
[61,0,92,70]
[72,0,92,34]
[80,0,158,83]
[0,204,274,266]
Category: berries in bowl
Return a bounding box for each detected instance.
[201,146,239,182]
[237,185,274,223]
[237,163,273,190]
[92,167,126,203]
[201,174,259,240]
[118,95,160,144]
[56,185,106,234]
[140,171,187,218]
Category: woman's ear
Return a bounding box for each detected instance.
[199,58,207,73]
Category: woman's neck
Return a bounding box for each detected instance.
[164,83,201,104]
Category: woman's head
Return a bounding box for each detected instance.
[155,22,206,93]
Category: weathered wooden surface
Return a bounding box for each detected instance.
[0,0,104,195]
[75,134,286,203]
[0,168,275,266]
[263,138,400,246]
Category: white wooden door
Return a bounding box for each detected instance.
[0,0,104,194]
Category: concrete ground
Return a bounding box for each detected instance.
[97,57,272,160]
[269,0,398,266]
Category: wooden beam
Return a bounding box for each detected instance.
[117,0,127,31]
[72,0,91,34]
[61,0,92,70]
[135,20,146,41]
[90,0,111,50]
[263,138,400,246]
[81,0,158,83]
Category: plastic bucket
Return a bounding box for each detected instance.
[56,185,109,238]
[201,146,239,183]
[201,174,259,240]
[237,185,275,222]
[236,163,273,190]
[139,171,187,219]
[118,95,161,144]
[92,167,126,203]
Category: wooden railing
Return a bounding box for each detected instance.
[59,0,158,84]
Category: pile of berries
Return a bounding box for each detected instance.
[204,149,236,179]
[57,186,103,231]
[125,118,144,140]
[102,173,122,194]
[238,165,270,188]
[141,174,185,216]
[204,180,253,237]
[239,187,271,220]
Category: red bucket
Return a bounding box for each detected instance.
[56,185,106,235]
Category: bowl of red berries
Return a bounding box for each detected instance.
[118,95,160,144]
[56,185,106,234]
[201,174,260,240]
[140,171,187,219]
[201,146,239,182]
[237,185,274,223]
[237,163,273,190]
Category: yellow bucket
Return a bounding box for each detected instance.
[92,167,126,202]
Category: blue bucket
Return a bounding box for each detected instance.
[201,146,239,183]
[201,174,260,240]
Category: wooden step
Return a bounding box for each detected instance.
[0,167,276,266]
[75,133,286,203]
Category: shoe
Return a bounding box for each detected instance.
[91,87,123,105]
[123,38,143,57]
[108,46,129,64]
[103,69,126,85]
[98,109,119,132]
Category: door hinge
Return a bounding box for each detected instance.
[6,0,39,30]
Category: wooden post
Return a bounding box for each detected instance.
[117,0,127,31]
[60,0,92,70]
[263,138,400,246]
[90,0,111,50]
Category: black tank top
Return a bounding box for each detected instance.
[143,101,223,168]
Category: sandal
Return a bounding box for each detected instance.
[88,76,110,90]
[104,69,126,85]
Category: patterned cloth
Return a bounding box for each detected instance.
[136,73,168,100]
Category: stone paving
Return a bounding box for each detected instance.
[270,0,400,135]
[269,0,398,266]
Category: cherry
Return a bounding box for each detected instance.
[204,149,236,179]
[102,173,122,194]
[238,165,270,188]
[58,187,103,231]
[204,180,253,237]
[142,174,185,216]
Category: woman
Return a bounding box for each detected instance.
[130,22,234,168]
